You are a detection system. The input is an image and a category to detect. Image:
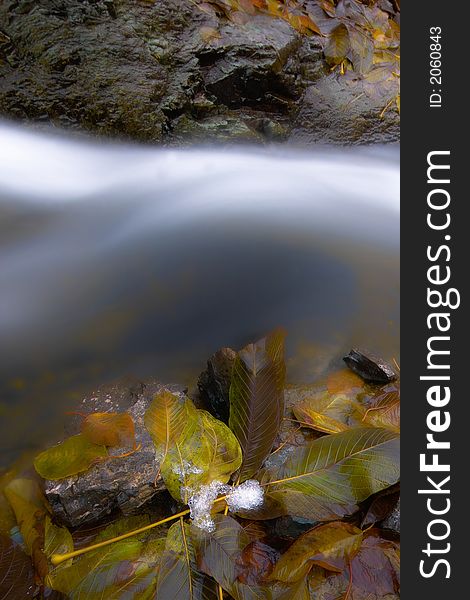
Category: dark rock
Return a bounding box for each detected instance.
[343,348,396,383]
[197,347,236,422]
[0,0,399,145]
[45,379,187,528]
[381,497,400,534]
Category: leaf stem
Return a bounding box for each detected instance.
[50,495,228,566]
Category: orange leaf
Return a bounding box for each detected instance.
[327,368,364,395]
[82,412,135,447]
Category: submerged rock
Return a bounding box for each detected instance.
[45,379,186,528]
[0,0,399,145]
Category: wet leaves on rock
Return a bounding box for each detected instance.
[160,406,242,503]
[81,412,136,448]
[33,434,108,481]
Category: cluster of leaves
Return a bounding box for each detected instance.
[197,0,400,112]
[0,331,400,599]
[34,412,137,480]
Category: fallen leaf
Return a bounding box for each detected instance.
[363,383,400,431]
[293,391,365,434]
[270,522,363,583]
[324,23,351,65]
[34,434,108,480]
[156,519,217,599]
[229,332,285,482]
[259,427,400,521]
[236,540,279,584]
[161,407,242,503]
[0,534,36,598]
[3,478,49,579]
[82,412,135,448]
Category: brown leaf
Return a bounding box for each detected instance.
[270,522,363,583]
[229,331,285,482]
[0,535,36,598]
[293,391,365,434]
[324,23,350,65]
[287,13,322,35]
[237,540,280,585]
[363,383,400,431]
[309,530,400,599]
[319,0,336,18]
[361,486,400,528]
[348,25,375,74]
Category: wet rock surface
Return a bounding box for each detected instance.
[197,347,237,423]
[381,498,400,534]
[45,379,187,528]
[0,0,399,145]
[343,348,396,383]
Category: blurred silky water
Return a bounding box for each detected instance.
[0,122,399,466]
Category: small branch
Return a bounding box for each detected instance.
[50,495,228,566]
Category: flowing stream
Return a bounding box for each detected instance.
[0,122,399,466]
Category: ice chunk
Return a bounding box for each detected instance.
[188,479,265,532]
[188,480,230,532]
[226,479,264,513]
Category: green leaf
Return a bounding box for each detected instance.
[82,412,135,448]
[259,427,399,520]
[144,390,190,454]
[229,332,285,482]
[34,434,108,480]
[44,516,74,568]
[156,519,217,600]
[192,514,271,600]
[3,478,49,579]
[324,23,350,65]
[0,452,37,535]
[161,408,242,503]
[270,522,363,583]
[293,391,365,434]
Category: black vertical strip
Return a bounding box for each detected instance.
[401,1,467,597]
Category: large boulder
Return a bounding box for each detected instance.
[0,0,399,145]
[45,378,186,528]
